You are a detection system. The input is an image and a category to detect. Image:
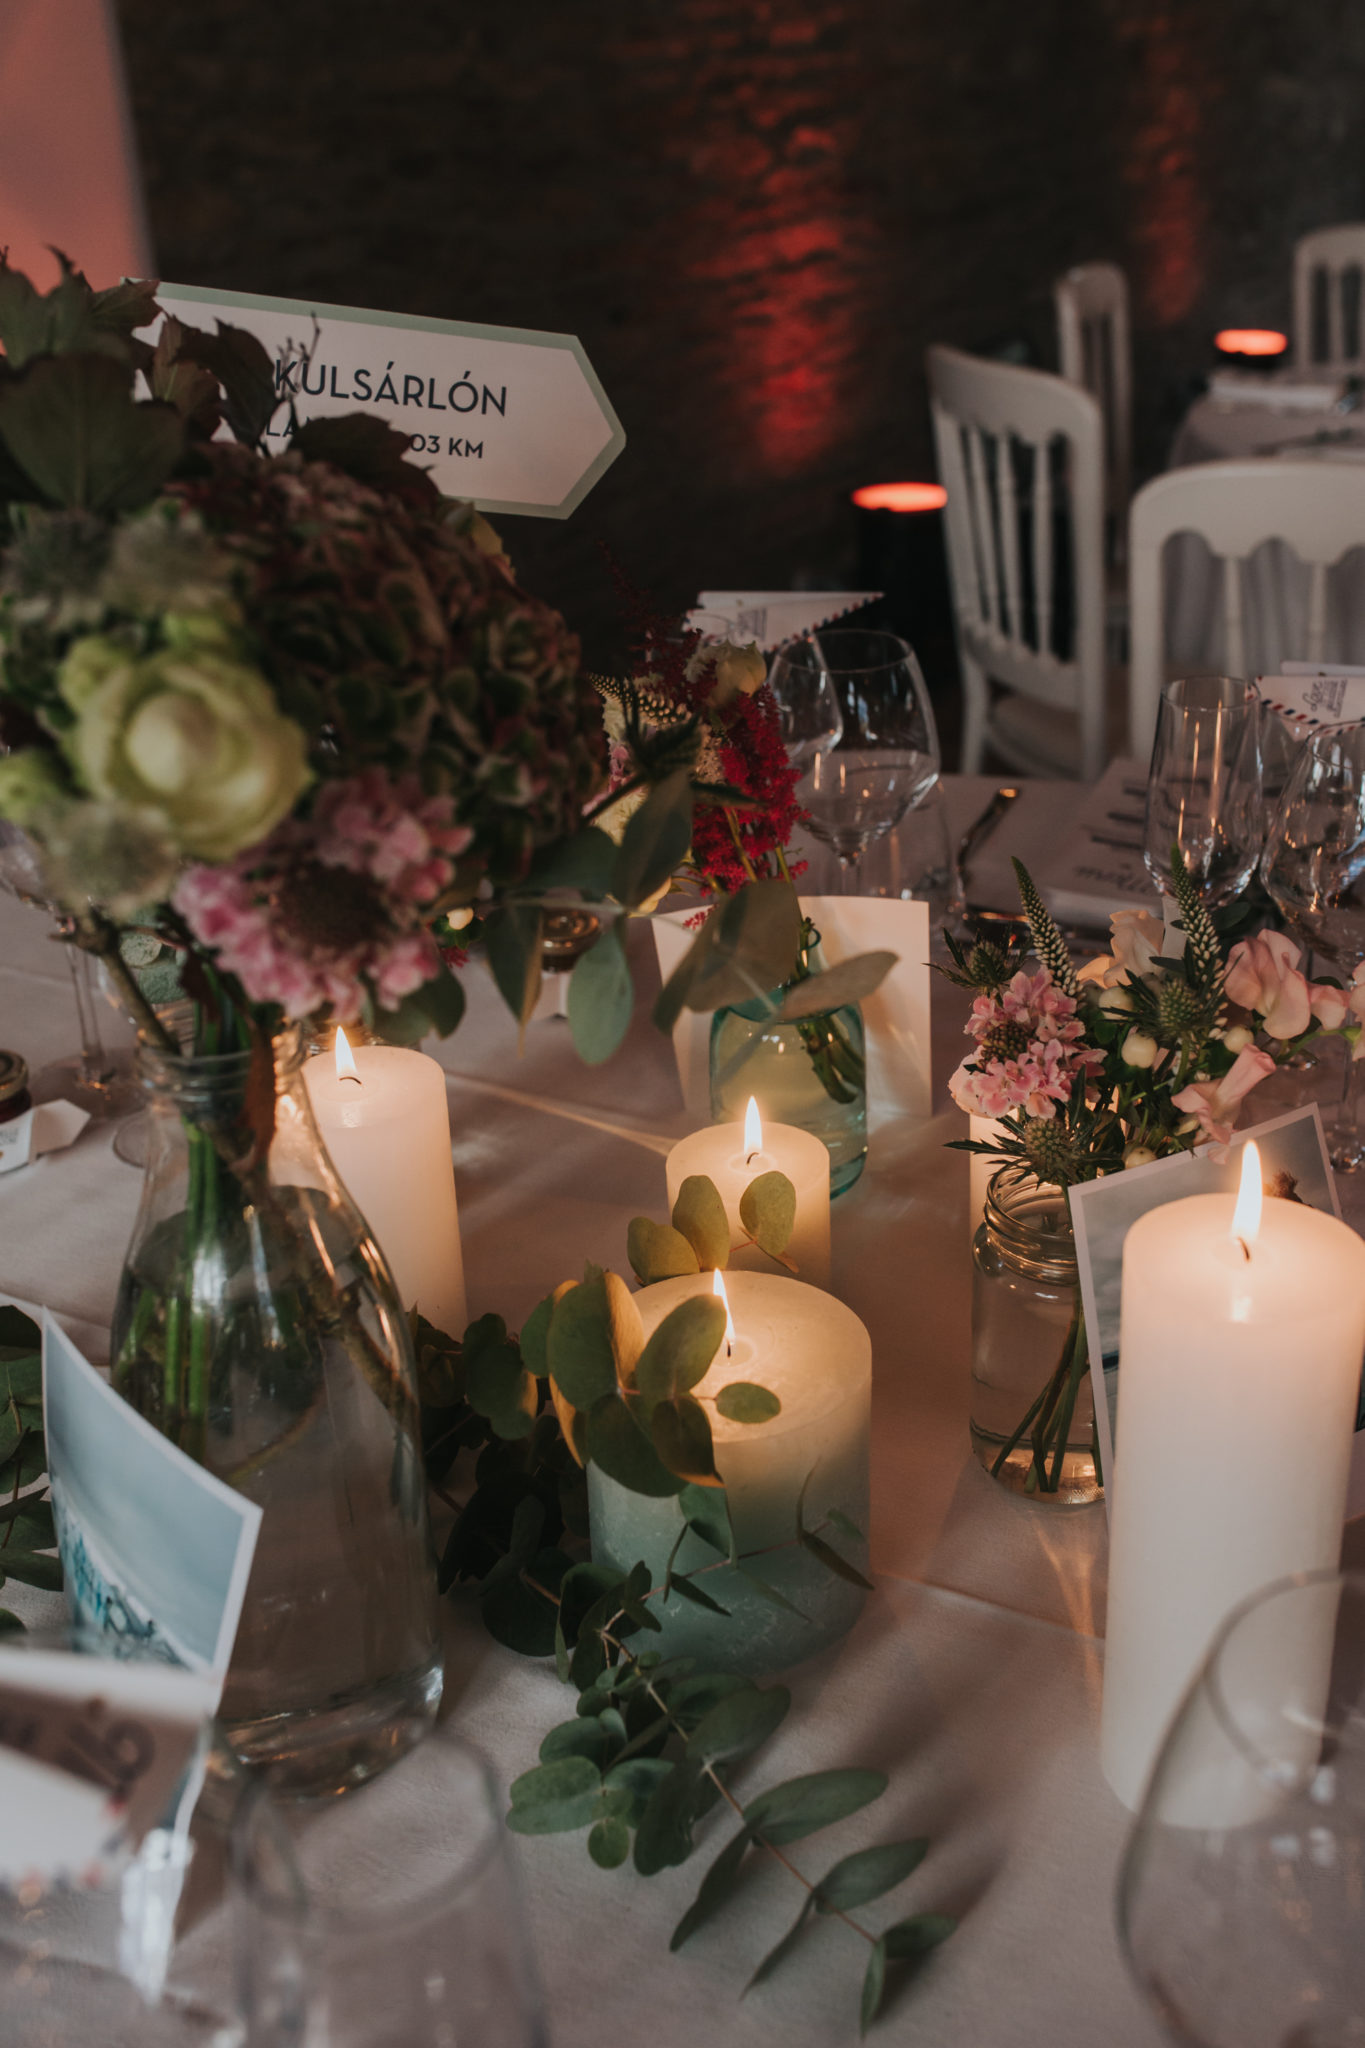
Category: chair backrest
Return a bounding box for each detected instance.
[926,344,1107,780]
[1128,459,1365,758]
[1293,223,1365,370]
[1055,261,1131,533]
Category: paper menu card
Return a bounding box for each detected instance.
[1259,663,1365,731]
[686,593,882,652]
[43,1316,261,1688]
[148,282,625,519]
[1022,756,1155,931]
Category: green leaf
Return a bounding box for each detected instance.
[568,920,634,1065]
[666,1573,730,1616]
[484,902,544,1027]
[611,767,693,909]
[0,1306,41,1350]
[0,1499,56,1549]
[774,950,897,1021]
[815,1839,928,1913]
[0,1551,63,1593]
[743,1768,888,1848]
[738,1568,811,1621]
[680,1483,735,1561]
[479,1548,568,1657]
[861,1936,888,2036]
[507,1756,602,1835]
[289,410,439,501]
[634,1297,727,1412]
[714,1381,781,1425]
[745,1898,815,1992]
[627,1217,699,1286]
[588,1817,631,1869]
[519,1295,555,1379]
[0,1350,40,1406]
[739,1171,797,1257]
[0,1610,22,1634]
[633,1757,707,1876]
[826,1508,865,1544]
[178,319,278,447]
[558,1561,626,1646]
[663,1671,749,1724]
[546,1275,617,1410]
[526,827,618,898]
[654,879,803,1032]
[671,1175,731,1270]
[671,1828,751,1950]
[465,1336,536,1437]
[585,1395,683,1497]
[688,1683,791,1765]
[799,1527,874,1593]
[883,1911,955,1961]
[651,1395,721,1486]
[540,1719,613,1767]
[0,352,184,511]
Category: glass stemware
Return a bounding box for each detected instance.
[768,629,940,892]
[1261,723,1365,1169]
[1119,1569,1365,2048]
[1143,676,1263,906]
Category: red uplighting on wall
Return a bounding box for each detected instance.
[1214,329,1288,357]
[851,482,947,513]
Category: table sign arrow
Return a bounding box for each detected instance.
[145,282,626,519]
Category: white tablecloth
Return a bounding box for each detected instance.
[0,782,1174,2046]
[1164,393,1365,675]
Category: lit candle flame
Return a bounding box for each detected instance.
[744,1096,762,1163]
[334,1025,362,1086]
[1232,1140,1262,1253]
[712,1267,736,1354]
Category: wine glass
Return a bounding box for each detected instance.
[1261,723,1365,1168]
[768,629,940,890]
[1143,676,1263,905]
[1119,1568,1365,2048]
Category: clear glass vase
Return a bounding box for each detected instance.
[708,934,868,1194]
[109,1027,441,1794]
[970,1164,1101,1506]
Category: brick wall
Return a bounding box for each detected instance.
[115,0,1365,663]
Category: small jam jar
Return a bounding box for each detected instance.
[0,1051,31,1125]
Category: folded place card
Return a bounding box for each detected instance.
[0,1099,91,1175]
[147,283,625,519]
[686,593,881,652]
[1260,663,1365,731]
[43,1316,261,1689]
[1206,370,1347,411]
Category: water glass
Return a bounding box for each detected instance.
[1143,676,1263,905]
[234,1721,547,2048]
[1119,1569,1365,2048]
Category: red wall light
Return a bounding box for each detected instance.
[851,481,947,513]
[1214,329,1288,357]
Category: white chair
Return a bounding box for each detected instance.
[1128,459,1365,759]
[1293,224,1365,371]
[927,343,1110,781]
[1055,261,1132,552]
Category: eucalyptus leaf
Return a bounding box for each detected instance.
[519,1295,555,1379]
[650,1395,721,1487]
[774,950,898,1021]
[588,1817,631,1869]
[585,1396,683,1497]
[714,1382,781,1425]
[540,1719,612,1767]
[558,1562,626,1646]
[743,1768,888,1848]
[611,768,693,909]
[671,1176,730,1270]
[526,826,618,898]
[0,1304,41,1347]
[633,1757,707,1876]
[680,1483,735,1562]
[479,1548,568,1657]
[506,1756,602,1835]
[654,879,803,1032]
[687,1683,791,1765]
[0,1551,63,1593]
[799,1527,874,1592]
[634,1297,726,1412]
[665,1573,730,1616]
[627,1218,699,1286]
[568,920,634,1066]
[603,1270,645,1389]
[814,1838,928,1912]
[861,1936,888,2036]
[0,1610,21,1634]
[465,1337,536,1437]
[738,1171,796,1258]
[663,1672,749,1724]
[737,1568,812,1621]
[826,1508,866,1544]
[604,1755,674,1802]
[0,1352,44,1405]
[671,1829,751,1951]
[546,1275,617,1411]
[484,902,544,1027]
[882,1912,956,1959]
[745,1897,815,1993]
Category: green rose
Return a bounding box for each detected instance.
[58,623,312,861]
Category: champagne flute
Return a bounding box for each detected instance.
[769,630,940,893]
[1119,1569,1365,2048]
[1261,723,1365,1168]
[1143,676,1263,905]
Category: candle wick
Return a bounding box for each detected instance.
[1235,1235,1251,1262]
[745,1149,759,1167]
[726,1338,732,1358]
[341,1074,362,1088]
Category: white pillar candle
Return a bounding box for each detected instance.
[589,1270,871,1674]
[665,1099,831,1288]
[304,1036,467,1340]
[1100,1146,1365,1811]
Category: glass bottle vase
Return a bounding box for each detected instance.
[970,1165,1101,1506]
[709,990,867,1196]
[108,1027,441,1794]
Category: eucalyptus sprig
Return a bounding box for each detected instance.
[0,1303,64,1628]
[628,1169,798,1282]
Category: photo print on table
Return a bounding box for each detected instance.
[1067,1106,1365,1515]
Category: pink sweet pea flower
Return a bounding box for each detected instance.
[1109,908,1167,980]
[1171,1045,1277,1145]
[1224,931,1312,1039]
[1310,982,1352,1032]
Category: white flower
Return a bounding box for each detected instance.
[1123,1144,1157,1169]
[1120,1028,1159,1069]
[1221,1024,1254,1054]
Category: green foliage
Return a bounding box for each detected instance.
[671,1176,730,1271]
[611,768,693,910]
[567,920,633,1065]
[654,879,803,1031]
[627,1217,700,1285]
[738,1172,796,1260]
[627,1169,796,1282]
[1010,858,1078,997]
[0,353,185,514]
[774,950,897,1021]
[484,902,544,1030]
[634,1297,727,1414]
[0,1305,64,1621]
[714,1382,781,1424]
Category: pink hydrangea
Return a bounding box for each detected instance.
[174,769,470,1022]
[951,968,1104,1121]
